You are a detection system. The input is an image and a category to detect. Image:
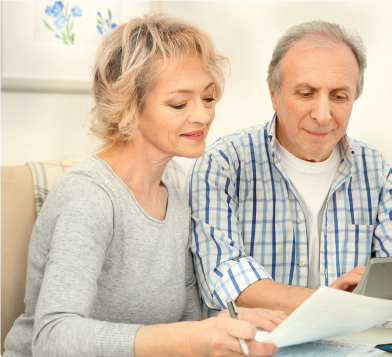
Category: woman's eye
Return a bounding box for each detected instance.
[204,97,215,103]
[169,104,186,110]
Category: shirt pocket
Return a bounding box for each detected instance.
[344,224,374,271]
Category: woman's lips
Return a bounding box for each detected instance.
[181,130,205,141]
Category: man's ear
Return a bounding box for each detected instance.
[268,86,279,113]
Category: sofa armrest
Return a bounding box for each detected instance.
[1,165,36,354]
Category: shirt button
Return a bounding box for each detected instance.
[296,217,302,224]
[299,261,306,267]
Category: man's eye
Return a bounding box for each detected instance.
[335,95,346,100]
[170,104,186,110]
[300,92,312,97]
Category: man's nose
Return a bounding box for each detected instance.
[188,101,212,124]
[311,96,332,126]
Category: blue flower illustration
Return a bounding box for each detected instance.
[42,1,82,45]
[71,6,82,17]
[54,14,67,30]
[45,5,52,16]
[51,1,64,17]
[96,9,117,36]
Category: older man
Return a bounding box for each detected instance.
[187,20,392,316]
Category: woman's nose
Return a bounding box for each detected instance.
[187,101,212,124]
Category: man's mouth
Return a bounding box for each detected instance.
[305,129,331,136]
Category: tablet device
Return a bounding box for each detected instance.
[352,257,392,300]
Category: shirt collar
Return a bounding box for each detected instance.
[267,112,355,165]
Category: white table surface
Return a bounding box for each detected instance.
[328,327,392,356]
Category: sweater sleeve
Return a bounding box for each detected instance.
[31,177,141,357]
[180,216,202,322]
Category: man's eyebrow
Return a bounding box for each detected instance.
[165,82,215,95]
[294,83,316,90]
[294,83,352,94]
[332,86,352,94]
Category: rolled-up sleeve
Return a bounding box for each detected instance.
[187,149,271,312]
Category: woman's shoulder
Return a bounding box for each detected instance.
[53,156,122,195]
[42,156,121,214]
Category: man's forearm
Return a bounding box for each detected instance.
[235,279,314,315]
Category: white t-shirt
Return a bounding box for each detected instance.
[275,141,341,290]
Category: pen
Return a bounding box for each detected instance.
[226,298,249,356]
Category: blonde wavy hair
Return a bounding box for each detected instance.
[90,13,228,153]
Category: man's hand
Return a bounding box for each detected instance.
[217,307,287,332]
[329,266,366,292]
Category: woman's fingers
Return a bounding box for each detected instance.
[248,339,279,356]
[215,318,279,356]
[223,317,257,340]
[197,313,281,356]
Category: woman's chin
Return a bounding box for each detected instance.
[178,146,207,159]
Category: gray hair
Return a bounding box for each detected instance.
[267,20,367,99]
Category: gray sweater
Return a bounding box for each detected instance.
[4,156,202,357]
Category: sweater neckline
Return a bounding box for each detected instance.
[91,155,171,224]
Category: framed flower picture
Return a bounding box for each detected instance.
[1,1,160,93]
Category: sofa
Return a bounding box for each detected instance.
[1,159,186,354]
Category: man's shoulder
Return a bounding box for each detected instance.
[205,122,269,156]
[348,136,392,172]
[350,136,387,158]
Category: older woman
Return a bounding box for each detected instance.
[4,14,285,357]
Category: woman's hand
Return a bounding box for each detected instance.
[217,307,287,332]
[186,317,279,357]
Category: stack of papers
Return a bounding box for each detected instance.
[273,340,384,357]
[256,286,392,348]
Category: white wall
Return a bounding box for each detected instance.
[1,92,94,165]
[2,1,392,172]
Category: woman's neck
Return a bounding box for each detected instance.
[97,136,173,221]
[97,135,173,195]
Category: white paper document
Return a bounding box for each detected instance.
[256,286,392,348]
[274,340,379,357]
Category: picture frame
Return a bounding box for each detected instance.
[1,1,161,94]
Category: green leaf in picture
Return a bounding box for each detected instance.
[108,9,112,22]
[71,33,75,43]
[97,19,103,26]
[42,19,55,32]
[70,19,74,32]
[62,31,68,45]
[65,1,69,16]
[66,23,71,40]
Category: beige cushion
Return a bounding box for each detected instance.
[1,165,35,355]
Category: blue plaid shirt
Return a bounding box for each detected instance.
[186,115,392,315]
